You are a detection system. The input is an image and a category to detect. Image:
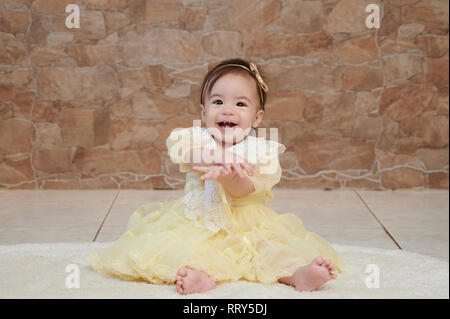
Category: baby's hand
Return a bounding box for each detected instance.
[221,150,255,178]
[192,161,254,182]
[192,164,229,181]
[220,161,254,180]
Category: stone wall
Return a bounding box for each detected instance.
[0,0,448,190]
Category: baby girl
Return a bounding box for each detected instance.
[89,58,342,295]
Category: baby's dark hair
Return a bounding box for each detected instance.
[200,58,268,111]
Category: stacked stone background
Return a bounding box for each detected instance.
[0,0,448,190]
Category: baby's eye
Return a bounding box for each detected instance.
[236,102,247,107]
[213,100,223,105]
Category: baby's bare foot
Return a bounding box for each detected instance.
[293,256,337,292]
[175,267,216,295]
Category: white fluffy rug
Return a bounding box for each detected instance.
[0,242,448,299]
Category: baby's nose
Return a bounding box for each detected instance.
[221,104,235,115]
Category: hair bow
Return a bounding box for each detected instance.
[249,62,269,93]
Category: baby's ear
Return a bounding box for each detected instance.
[253,109,264,128]
[200,104,205,122]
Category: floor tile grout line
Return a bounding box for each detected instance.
[353,190,403,250]
[92,189,120,242]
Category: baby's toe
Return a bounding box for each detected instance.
[327,262,337,273]
[323,259,333,269]
[313,256,324,265]
[177,268,188,276]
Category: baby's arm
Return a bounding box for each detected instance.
[218,168,255,198]
[192,160,256,198]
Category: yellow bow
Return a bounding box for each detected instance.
[249,62,269,93]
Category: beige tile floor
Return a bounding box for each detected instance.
[0,189,448,262]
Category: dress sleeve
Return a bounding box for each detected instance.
[246,140,286,203]
[166,126,202,173]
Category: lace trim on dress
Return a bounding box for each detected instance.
[203,179,234,233]
[182,174,234,234]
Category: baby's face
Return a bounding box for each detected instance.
[201,72,264,146]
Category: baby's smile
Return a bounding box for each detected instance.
[217,120,237,128]
[216,119,238,136]
[209,123,252,147]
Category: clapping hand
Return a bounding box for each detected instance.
[192,153,255,182]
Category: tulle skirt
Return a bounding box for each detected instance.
[89,196,343,285]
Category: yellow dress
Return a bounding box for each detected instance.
[89,126,343,285]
